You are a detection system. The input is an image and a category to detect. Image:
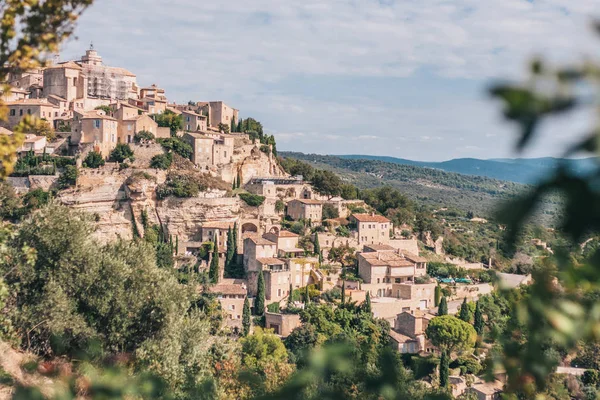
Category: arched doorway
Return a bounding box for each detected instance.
[241,222,258,234]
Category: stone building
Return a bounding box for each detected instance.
[117,113,158,144]
[72,109,118,157]
[208,279,247,330]
[182,110,207,132]
[198,101,238,129]
[200,221,237,252]
[287,199,323,223]
[2,87,29,102]
[350,213,392,246]
[138,84,167,114]
[265,312,302,337]
[245,176,315,200]
[183,132,234,170]
[244,236,278,273]
[389,310,436,354]
[2,99,59,129]
[358,245,427,297]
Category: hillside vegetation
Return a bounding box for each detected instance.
[280,152,560,224]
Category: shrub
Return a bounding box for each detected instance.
[267,302,280,313]
[157,137,193,160]
[322,203,339,220]
[156,172,199,199]
[82,151,105,168]
[289,222,305,235]
[275,199,285,213]
[22,188,50,210]
[239,193,265,207]
[57,165,78,189]
[414,275,431,284]
[110,143,134,163]
[134,130,155,142]
[150,153,172,170]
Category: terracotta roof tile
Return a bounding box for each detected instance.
[352,213,390,223]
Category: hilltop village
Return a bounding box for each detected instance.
[0,47,551,399]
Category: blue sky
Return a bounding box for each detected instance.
[61,0,598,161]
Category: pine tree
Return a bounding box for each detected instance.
[287,283,294,309]
[439,350,449,388]
[255,270,265,315]
[242,297,251,336]
[474,300,484,335]
[459,297,470,322]
[313,234,321,258]
[364,291,372,314]
[434,285,441,307]
[209,239,219,283]
[438,296,448,316]
[225,227,234,276]
[341,280,346,304]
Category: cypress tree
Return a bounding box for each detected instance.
[287,283,294,308]
[225,227,234,275]
[341,280,346,304]
[313,234,320,258]
[231,117,236,133]
[305,284,310,305]
[439,350,449,388]
[438,296,448,316]
[237,119,243,132]
[255,270,265,315]
[232,222,238,260]
[209,239,219,283]
[175,236,179,255]
[364,291,372,314]
[474,300,484,335]
[434,285,441,307]
[236,172,241,189]
[459,298,470,322]
[242,297,251,336]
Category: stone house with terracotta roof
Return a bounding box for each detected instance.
[389,310,436,354]
[208,278,247,329]
[287,198,323,224]
[72,109,118,157]
[350,213,392,247]
[182,110,207,132]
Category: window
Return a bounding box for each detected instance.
[127,125,132,131]
[111,134,115,142]
[54,112,58,117]
[9,109,15,116]
[42,112,45,117]
[27,109,31,115]
[94,119,101,128]
[19,110,23,116]
[186,116,190,122]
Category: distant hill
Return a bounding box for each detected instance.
[280,152,561,224]
[336,155,598,184]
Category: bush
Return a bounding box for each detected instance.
[322,203,339,220]
[134,130,155,142]
[275,199,285,213]
[414,275,431,284]
[239,193,265,207]
[110,143,134,163]
[150,153,172,170]
[156,172,200,200]
[157,137,193,160]
[57,165,78,189]
[22,188,50,210]
[82,151,105,168]
[267,302,280,313]
[290,221,305,235]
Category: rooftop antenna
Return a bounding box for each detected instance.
[90,41,94,50]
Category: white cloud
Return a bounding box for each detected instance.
[59,0,599,160]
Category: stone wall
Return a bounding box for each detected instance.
[130,143,165,168]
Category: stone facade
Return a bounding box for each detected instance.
[2,99,59,129]
[350,213,392,247]
[265,312,302,337]
[287,199,323,223]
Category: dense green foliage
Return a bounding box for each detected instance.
[109,143,134,163]
[255,270,265,315]
[134,130,155,142]
[57,165,78,189]
[150,152,172,170]
[239,193,265,207]
[152,110,183,135]
[157,137,193,160]
[82,151,105,168]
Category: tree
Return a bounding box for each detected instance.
[438,296,448,316]
[459,298,470,322]
[305,284,310,305]
[134,130,154,142]
[152,109,182,135]
[217,122,230,134]
[110,143,134,163]
[322,203,339,220]
[474,300,484,335]
[209,238,219,283]
[435,285,442,307]
[242,297,251,336]
[57,165,78,189]
[341,280,346,304]
[439,350,450,388]
[287,283,293,309]
[149,153,172,169]
[426,315,477,354]
[82,150,105,168]
[313,234,320,258]
[230,116,236,133]
[232,222,238,257]
[225,227,235,276]
[239,327,294,395]
[28,118,55,141]
[255,270,265,315]
[310,169,342,199]
[237,118,242,132]
[364,291,372,314]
